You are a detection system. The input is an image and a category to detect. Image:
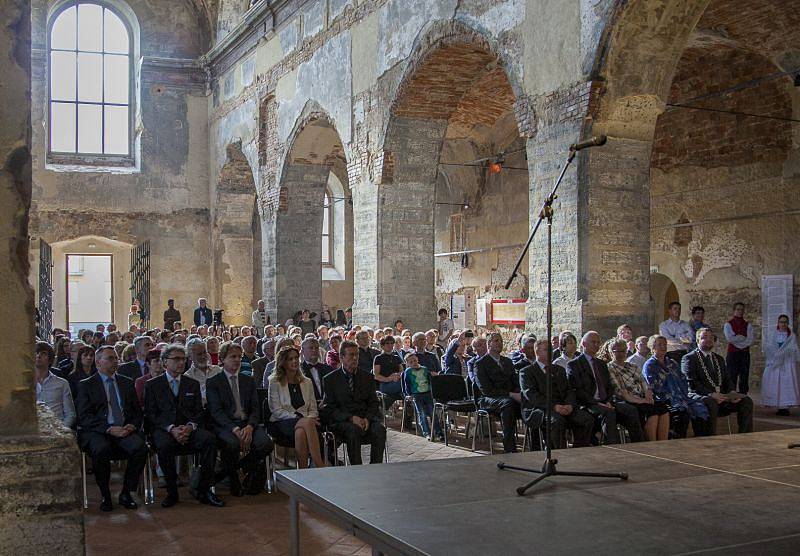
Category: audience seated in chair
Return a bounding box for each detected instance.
[134,348,164,408]
[566,331,644,444]
[474,332,522,453]
[206,341,274,496]
[144,344,224,508]
[682,328,754,434]
[519,339,593,449]
[402,352,443,441]
[267,346,326,469]
[76,346,148,512]
[607,339,670,441]
[321,340,387,465]
[184,337,222,405]
[643,335,710,438]
[300,336,332,405]
[117,336,156,381]
[35,341,76,428]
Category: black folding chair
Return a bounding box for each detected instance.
[431,374,477,446]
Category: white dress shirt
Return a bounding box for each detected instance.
[723,322,755,350]
[659,318,694,352]
[36,371,76,428]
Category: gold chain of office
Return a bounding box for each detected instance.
[696,351,722,388]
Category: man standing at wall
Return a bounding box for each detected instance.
[194,298,213,327]
[436,308,455,348]
[164,299,181,332]
[252,299,268,336]
[723,302,755,395]
[659,302,694,364]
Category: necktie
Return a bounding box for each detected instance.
[346,371,354,392]
[229,374,245,420]
[170,378,179,397]
[107,377,124,426]
[591,359,607,401]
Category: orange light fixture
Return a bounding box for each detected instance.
[488,161,502,174]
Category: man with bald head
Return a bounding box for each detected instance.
[566,331,643,444]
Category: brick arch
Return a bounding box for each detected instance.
[266,105,349,324]
[213,140,260,325]
[367,22,527,331]
[579,0,800,342]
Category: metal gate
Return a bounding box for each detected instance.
[130,240,151,328]
[37,239,53,340]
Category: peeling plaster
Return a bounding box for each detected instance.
[330,0,354,21]
[376,0,458,77]
[682,227,759,285]
[276,31,353,148]
[303,1,325,39]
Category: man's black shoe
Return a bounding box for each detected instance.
[161,492,179,508]
[100,497,113,512]
[118,492,138,510]
[197,491,225,507]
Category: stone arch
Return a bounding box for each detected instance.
[214,141,260,326]
[585,0,800,353]
[266,106,350,324]
[370,24,529,331]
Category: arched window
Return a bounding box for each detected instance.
[48,2,135,165]
[322,188,333,266]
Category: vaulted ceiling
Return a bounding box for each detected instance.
[187,0,219,46]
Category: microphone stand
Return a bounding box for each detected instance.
[497,144,628,496]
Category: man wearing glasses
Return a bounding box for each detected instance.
[145,344,224,508]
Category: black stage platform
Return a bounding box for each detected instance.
[276,429,800,555]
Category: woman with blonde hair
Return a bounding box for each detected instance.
[267,346,325,468]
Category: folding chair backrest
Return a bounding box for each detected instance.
[431,374,468,404]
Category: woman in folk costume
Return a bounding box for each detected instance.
[761,314,800,416]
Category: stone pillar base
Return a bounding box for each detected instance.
[0,407,84,555]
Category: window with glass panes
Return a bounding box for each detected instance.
[49,2,132,158]
[322,188,333,265]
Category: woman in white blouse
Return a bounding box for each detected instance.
[761,314,800,416]
[267,346,326,468]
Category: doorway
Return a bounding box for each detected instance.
[650,272,679,331]
[66,254,113,336]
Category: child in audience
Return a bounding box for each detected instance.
[402,352,442,440]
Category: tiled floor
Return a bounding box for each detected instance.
[85,397,800,555]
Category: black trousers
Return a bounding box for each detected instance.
[216,426,273,478]
[480,396,521,453]
[701,395,754,434]
[669,411,709,438]
[152,427,216,495]
[524,407,594,449]
[586,402,643,444]
[329,421,386,465]
[80,430,148,499]
[726,351,751,394]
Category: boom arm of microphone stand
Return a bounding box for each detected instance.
[504,150,576,290]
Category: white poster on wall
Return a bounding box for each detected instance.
[476,298,487,326]
[762,275,793,343]
[451,294,466,329]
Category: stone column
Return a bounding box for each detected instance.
[0,2,84,552]
[274,163,329,323]
[374,117,446,331]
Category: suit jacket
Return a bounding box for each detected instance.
[205,371,260,432]
[193,306,213,326]
[681,349,732,398]
[566,354,616,406]
[118,359,146,382]
[474,354,518,399]
[519,362,576,421]
[301,360,332,402]
[77,372,142,435]
[321,367,381,425]
[357,346,380,374]
[251,356,270,390]
[144,373,205,433]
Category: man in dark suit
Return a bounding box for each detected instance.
[512,335,537,371]
[117,335,155,381]
[566,331,643,444]
[206,341,273,496]
[77,346,148,512]
[193,297,213,327]
[519,339,593,449]
[321,340,386,464]
[466,337,488,384]
[355,330,380,374]
[682,328,753,434]
[474,332,521,453]
[301,337,332,404]
[144,344,224,508]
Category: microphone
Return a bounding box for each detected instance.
[569,135,607,151]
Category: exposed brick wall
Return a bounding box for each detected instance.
[651,46,792,170]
